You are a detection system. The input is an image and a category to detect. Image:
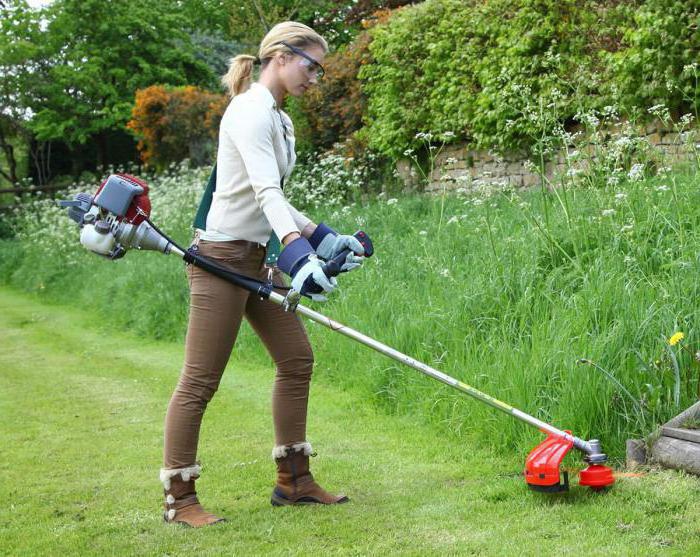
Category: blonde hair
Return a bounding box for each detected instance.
[221,21,329,98]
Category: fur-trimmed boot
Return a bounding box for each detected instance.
[271,442,349,506]
[160,464,226,527]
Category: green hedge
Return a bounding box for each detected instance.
[359,0,698,158]
[608,0,700,119]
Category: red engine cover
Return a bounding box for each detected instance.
[95,173,151,225]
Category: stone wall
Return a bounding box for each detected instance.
[396,122,698,193]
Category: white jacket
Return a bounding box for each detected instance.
[203,83,310,244]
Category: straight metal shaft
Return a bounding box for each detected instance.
[171,243,596,457]
[266,291,591,449]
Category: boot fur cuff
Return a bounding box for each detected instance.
[272,441,313,460]
[159,464,202,490]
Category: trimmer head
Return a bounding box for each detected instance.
[578,464,615,491]
[524,432,615,493]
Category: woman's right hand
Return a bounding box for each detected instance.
[277,236,337,302]
[291,255,337,302]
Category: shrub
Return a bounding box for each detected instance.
[359,0,697,158]
[607,0,700,118]
[285,150,379,208]
[127,85,225,169]
[298,29,372,152]
[296,10,396,152]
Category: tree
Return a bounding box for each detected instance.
[189,29,243,85]
[176,1,422,56]
[223,0,378,50]
[22,0,215,168]
[0,1,45,184]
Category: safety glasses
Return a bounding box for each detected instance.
[279,41,325,80]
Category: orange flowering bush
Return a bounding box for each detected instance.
[127,85,225,168]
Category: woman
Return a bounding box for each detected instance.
[160,21,366,527]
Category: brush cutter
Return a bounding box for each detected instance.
[58,173,614,493]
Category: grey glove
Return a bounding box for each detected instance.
[291,255,337,302]
[277,236,337,302]
[309,223,365,272]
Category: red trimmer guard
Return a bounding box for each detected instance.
[524,432,574,492]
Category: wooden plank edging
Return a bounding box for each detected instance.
[661,426,700,444]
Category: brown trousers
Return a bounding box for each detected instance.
[163,238,314,469]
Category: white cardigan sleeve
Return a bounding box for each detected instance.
[227,104,300,242]
[286,201,311,231]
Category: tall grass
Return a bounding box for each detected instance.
[1,157,699,460]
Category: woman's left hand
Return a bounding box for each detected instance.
[309,223,365,272]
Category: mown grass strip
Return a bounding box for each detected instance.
[1,287,699,555]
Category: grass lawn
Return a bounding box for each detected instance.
[1,286,699,556]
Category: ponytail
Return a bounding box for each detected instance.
[221,54,257,98]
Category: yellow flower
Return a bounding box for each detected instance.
[668,332,685,346]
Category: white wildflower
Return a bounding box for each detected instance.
[523,160,538,173]
[387,198,398,205]
[582,113,600,128]
[647,104,671,120]
[601,209,616,217]
[419,230,427,236]
[627,164,644,181]
[614,136,632,149]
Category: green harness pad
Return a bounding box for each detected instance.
[193,165,217,231]
[193,164,281,265]
[264,233,281,265]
